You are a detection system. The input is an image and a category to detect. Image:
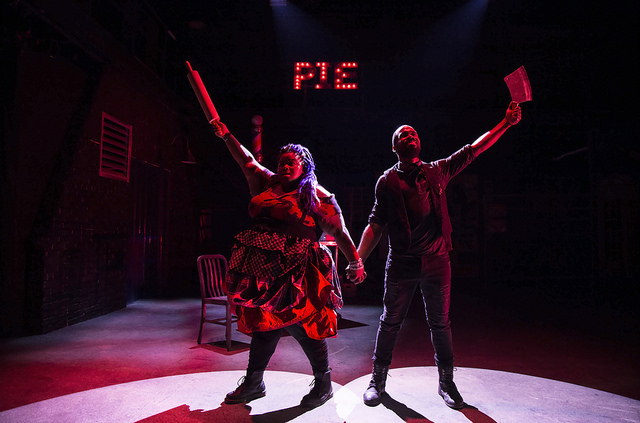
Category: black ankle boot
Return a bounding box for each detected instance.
[363,363,388,407]
[225,371,266,404]
[438,366,464,409]
[300,370,333,408]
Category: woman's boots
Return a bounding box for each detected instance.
[300,370,333,408]
[224,370,266,404]
[225,369,333,408]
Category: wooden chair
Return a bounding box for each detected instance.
[196,254,236,350]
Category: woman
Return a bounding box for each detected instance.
[211,120,365,408]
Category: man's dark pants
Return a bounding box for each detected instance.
[373,253,454,368]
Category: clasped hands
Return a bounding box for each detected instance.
[345,259,366,284]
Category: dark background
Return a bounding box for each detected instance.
[1,0,638,339]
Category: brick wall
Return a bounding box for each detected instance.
[8,45,199,335]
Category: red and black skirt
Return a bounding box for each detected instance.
[226,228,343,340]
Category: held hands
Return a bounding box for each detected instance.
[345,258,366,284]
[211,119,230,139]
[506,101,522,126]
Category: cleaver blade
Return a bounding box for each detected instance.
[504,66,532,104]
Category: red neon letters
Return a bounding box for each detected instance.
[294,62,358,90]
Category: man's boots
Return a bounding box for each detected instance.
[363,363,388,406]
[224,370,266,404]
[437,366,464,409]
[300,370,333,408]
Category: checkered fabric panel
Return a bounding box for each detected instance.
[229,229,311,279]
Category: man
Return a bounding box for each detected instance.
[353,101,521,409]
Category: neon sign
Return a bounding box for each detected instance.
[294,62,359,90]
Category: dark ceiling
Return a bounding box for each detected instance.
[149,0,638,182]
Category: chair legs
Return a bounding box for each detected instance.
[197,303,206,345]
[197,302,234,351]
[225,303,232,351]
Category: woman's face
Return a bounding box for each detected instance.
[277,152,304,185]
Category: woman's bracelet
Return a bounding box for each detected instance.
[348,258,363,270]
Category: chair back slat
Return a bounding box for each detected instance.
[197,254,228,298]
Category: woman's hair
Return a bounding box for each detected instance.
[279,143,319,216]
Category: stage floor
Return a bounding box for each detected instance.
[1,294,639,422]
[1,367,639,422]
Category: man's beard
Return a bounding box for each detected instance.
[395,142,420,159]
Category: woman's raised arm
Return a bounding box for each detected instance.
[211,120,272,196]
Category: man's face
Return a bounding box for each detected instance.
[393,125,421,159]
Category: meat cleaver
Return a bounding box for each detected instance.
[504,66,532,104]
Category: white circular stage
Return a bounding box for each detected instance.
[1,367,638,422]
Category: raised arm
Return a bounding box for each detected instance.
[211,120,271,196]
[471,101,521,155]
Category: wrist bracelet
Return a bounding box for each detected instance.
[348,258,363,270]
